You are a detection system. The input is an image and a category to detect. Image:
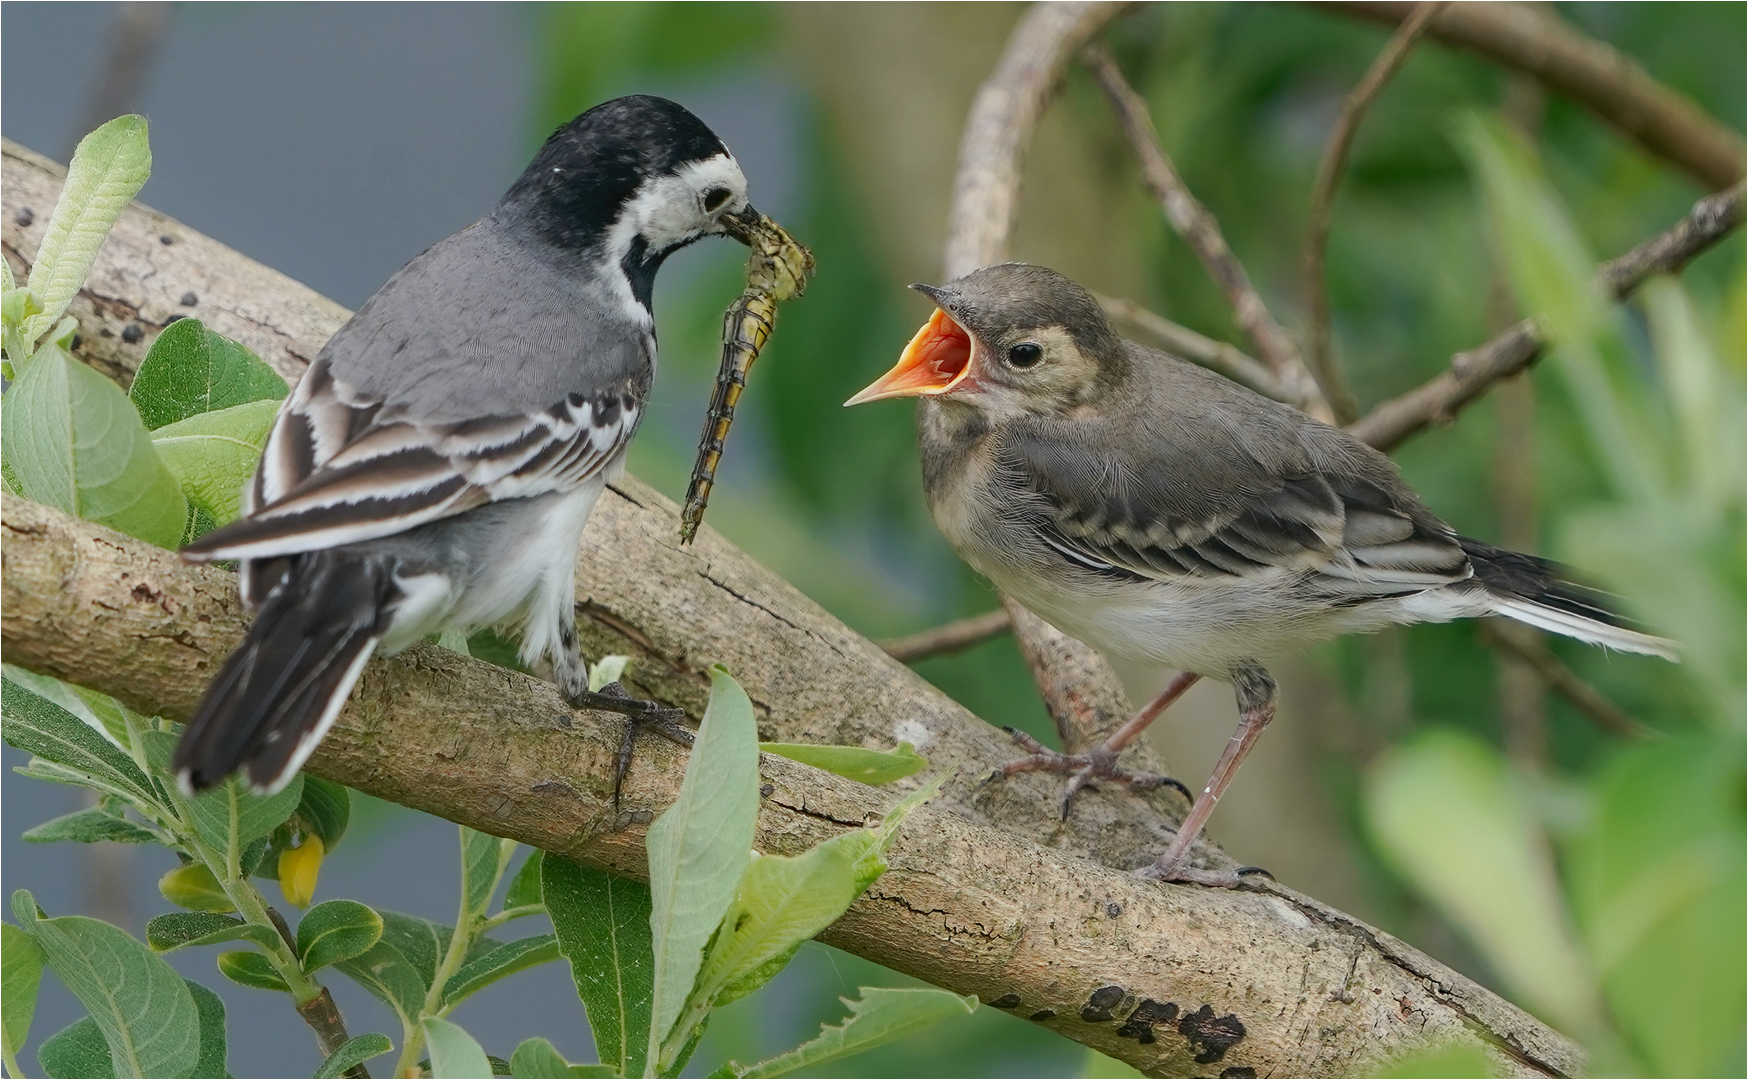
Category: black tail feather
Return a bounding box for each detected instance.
[1457,537,1643,632]
[174,552,397,793]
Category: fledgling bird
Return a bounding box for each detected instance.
[848,262,1676,886]
[176,95,766,794]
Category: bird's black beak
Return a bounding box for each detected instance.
[719,203,764,245]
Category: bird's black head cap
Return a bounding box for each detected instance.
[497,95,731,252]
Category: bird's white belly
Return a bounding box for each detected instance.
[378,481,605,657]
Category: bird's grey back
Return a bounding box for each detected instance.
[319,217,651,422]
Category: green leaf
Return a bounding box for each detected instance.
[737,987,977,1078]
[758,742,926,785]
[461,826,516,921]
[543,857,653,1078]
[1,675,155,805]
[441,934,560,1009]
[1366,731,1600,1035]
[646,667,760,1071]
[145,911,280,953]
[12,889,201,1077]
[508,1037,573,1079]
[0,344,187,547]
[333,912,451,1026]
[502,850,545,912]
[423,1017,492,1080]
[184,979,228,1078]
[214,950,291,994]
[181,761,305,859]
[295,775,352,852]
[128,318,287,430]
[296,900,384,973]
[586,655,629,693]
[19,115,151,348]
[1371,1041,1496,1078]
[313,1033,395,1080]
[158,863,237,914]
[1569,736,1746,1077]
[23,806,160,845]
[37,1017,112,1079]
[2,922,46,1060]
[150,399,280,525]
[0,665,130,750]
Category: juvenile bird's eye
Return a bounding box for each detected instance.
[1007,342,1043,367]
[702,186,733,212]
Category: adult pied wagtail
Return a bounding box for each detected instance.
[849,262,1675,886]
[177,96,765,794]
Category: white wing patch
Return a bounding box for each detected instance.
[190,356,641,563]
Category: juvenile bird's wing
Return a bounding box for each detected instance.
[1000,360,1471,596]
[184,225,649,564]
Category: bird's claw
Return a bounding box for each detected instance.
[569,681,693,811]
[990,727,1192,819]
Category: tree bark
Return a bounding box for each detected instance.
[1,140,1580,1076]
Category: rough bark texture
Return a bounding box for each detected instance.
[1,139,1581,1076]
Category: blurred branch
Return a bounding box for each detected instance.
[879,609,1012,663]
[65,2,172,163]
[1,138,1583,1078]
[1082,41,1332,420]
[1348,181,1745,451]
[942,1,1139,280]
[1312,1,1747,190]
[1303,1,1445,424]
[1095,293,1286,400]
[1478,623,1654,741]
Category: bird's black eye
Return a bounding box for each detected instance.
[1007,342,1043,367]
[702,186,733,213]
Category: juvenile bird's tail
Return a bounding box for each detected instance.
[1459,538,1678,661]
[173,552,396,794]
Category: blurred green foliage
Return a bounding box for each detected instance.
[528,3,1742,1076]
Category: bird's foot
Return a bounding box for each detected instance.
[567,681,692,809]
[1140,853,1274,889]
[990,727,1193,821]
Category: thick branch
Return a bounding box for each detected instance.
[1314,1,1747,190]
[1303,1,1445,423]
[0,138,1582,1076]
[1083,41,1329,419]
[1347,181,1744,451]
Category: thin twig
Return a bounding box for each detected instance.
[1348,182,1745,452]
[879,609,1013,663]
[1311,1,1746,190]
[1477,623,1653,740]
[1082,41,1331,420]
[1303,1,1445,424]
[1096,293,1287,400]
[65,2,171,162]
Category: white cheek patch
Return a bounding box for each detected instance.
[611,153,749,257]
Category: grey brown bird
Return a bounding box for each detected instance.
[176,96,769,794]
[848,262,1675,886]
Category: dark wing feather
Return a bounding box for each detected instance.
[999,354,1472,595]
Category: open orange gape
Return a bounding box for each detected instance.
[845,307,974,404]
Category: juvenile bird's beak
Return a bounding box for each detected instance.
[845,306,974,406]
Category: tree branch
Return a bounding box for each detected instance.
[1346,181,1744,451]
[1095,293,1286,401]
[1082,40,1330,420]
[1303,1,1445,424]
[1312,1,1747,190]
[1477,623,1654,741]
[0,137,1582,1076]
[879,610,1014,664]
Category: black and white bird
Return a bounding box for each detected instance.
[848,262,1676,886]
[176,96,763,794]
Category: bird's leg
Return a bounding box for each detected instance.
[551,608,690,808]
[994,671,1202,819]
[1144,663,1276,888]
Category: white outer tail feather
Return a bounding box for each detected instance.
[1491,598,1679,662]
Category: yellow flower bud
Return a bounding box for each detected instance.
[159,862,236,913]
[277,836,324,909]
